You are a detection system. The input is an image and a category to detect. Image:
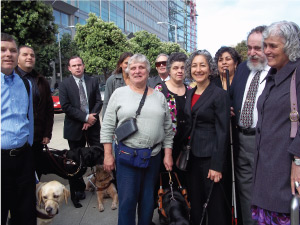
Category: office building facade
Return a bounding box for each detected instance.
[50,0,197,52]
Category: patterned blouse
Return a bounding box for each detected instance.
[155,83,190,134]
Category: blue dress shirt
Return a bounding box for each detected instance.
[1,70,34,149]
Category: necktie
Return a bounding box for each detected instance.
[79,79,88,113]
[240,71,261,128]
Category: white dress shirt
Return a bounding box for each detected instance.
[239,65,270,128]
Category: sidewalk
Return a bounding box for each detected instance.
[41,113,160,225]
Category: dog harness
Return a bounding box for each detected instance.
[158,172,191,218]
[87,173,113,191]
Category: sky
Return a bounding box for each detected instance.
[196,0,300,56]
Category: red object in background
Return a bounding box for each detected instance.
[52,90,62,112]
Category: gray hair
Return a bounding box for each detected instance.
[125,53,151,74]
[166,52,187,72]
[263,21,300,62]
[185,49,218,80]
[247,25,267,43]
[155,53,169,62]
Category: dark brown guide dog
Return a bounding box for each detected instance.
[39,145,104,208]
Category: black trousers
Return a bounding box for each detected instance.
[189,154,231,225]
[32,141,44,180]
[68,131,101,199]
[1,147,36,225]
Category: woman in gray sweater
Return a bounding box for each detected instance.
[101,54,174,225]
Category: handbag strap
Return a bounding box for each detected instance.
[135,86,148,118]
[290,68,299,138]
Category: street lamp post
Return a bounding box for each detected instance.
[57,25,75,82]
[157,21,177,43]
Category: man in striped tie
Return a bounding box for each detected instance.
[230,26,270,225]
[59,56,103,208]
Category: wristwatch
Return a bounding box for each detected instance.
[293,158,300,166]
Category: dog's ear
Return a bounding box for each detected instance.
[63,187,70,204]
[38,187,43,207]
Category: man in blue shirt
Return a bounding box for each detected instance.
[1,33,35,225]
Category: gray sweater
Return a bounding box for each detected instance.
[100,86,174,156]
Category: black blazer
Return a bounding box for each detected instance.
[184,82,230,172]
[148,75,163,88]
[59,75,103,141]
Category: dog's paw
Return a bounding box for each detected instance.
[111,202,118,210]
[98,204,104,212]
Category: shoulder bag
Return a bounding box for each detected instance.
[115,86,148,142]
[176,106,201,171]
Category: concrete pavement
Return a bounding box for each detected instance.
[41,113,161,225]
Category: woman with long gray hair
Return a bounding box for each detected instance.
[251,21,300,224]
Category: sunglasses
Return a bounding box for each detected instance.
[155,61,167,67]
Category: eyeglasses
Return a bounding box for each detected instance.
[155,61,167,67]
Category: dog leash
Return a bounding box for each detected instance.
[168,171,176,201]
[158,171,191,219]
[45,145,83,177]
[199,181,214,225]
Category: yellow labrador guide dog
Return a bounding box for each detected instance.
[36,181,70,225]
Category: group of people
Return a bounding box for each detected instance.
[1,20,300,225]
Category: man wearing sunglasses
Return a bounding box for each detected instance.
[148,53,169,88]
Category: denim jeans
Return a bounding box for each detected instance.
[115,144,161,225]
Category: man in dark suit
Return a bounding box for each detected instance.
[231,26,269,225]
[59,56,102,208]
[148,53,169,88]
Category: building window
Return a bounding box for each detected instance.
[91,1,100,17]
[79,1,90,13]
[101,1,109,21]
[53,9,70,27]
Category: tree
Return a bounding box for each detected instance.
[235,40,248,62]
[1,0,57,51]
[75,13,127,79]
[160,42,186,56]
[36,33,78,78]
[127,30,163,71]
[128,31,187,75]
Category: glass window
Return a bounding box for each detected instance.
[79,18,86,25]
[53,10,60,24]
[91,1,100,17]
[75,16,79,25]
[61,12,69,27]
[101,1,109,21]
[79,1,90,13]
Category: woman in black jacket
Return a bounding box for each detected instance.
[184,50,230,225]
